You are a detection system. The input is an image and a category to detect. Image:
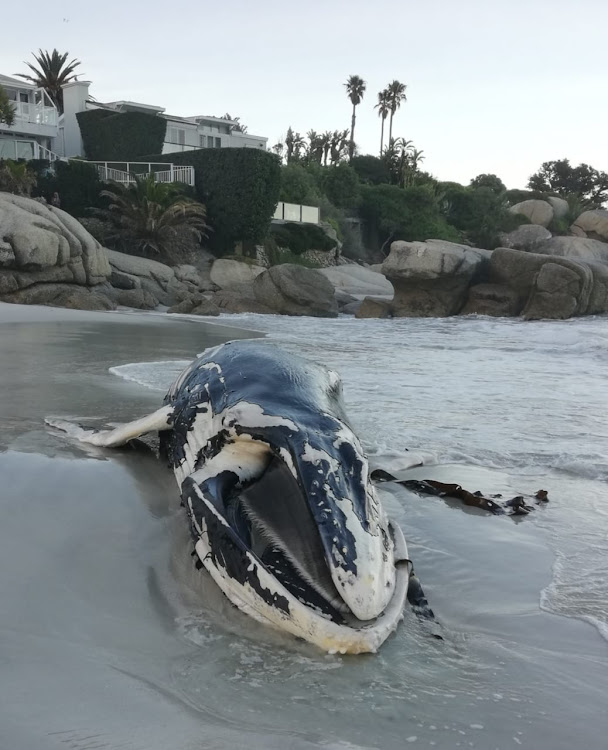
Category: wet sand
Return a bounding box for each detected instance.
[1,303,607,750]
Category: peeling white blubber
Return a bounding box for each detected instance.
[47,341,412,653]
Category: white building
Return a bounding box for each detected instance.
[59,81,267,158]
[0,75,267,162]
[0,74,58,160]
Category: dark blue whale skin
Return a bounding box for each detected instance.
[159,340,390,622]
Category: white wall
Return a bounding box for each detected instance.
[61,81,91,157]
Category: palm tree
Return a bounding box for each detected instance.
[409,148,425,172]
[223,113,248,133]
[95,175,208,257]
[16,49,81,114]
[386,80,407,143]
[321,131,332,166]
[344,75,366,161]
[375,90,390,155]
[306,130,323,163]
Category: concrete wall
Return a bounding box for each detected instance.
[61,81,91,157]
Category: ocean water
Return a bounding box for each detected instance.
[113,313,608,645]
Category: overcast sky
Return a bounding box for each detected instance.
[3,0,607,188]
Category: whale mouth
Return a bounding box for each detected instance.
[181,435,412,652]
[215,452,353,623]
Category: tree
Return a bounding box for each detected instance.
[528,159,608,207]
[223,113,247,133]
[16,49,81,114]
[94,175,208,257]
[360,183,460,254]
[322,163,361,209]
[0,85,15,126]
[344,74,366,161]
[386,80,407,143]
[351,155,391,185]
[374,90,390,155]
[279,163,322,205]
[470,173,506,194]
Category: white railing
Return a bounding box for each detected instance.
[273,201,320,225]
[35,144,63,162]
[92,161,195,187]
[13,101,58,127]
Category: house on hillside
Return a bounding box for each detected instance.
[58,81,267,158]
[0,74,58,160]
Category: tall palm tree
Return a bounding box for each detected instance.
[375,89,390,155]
[386,80,407,143]
[321,131,332,166]
[95,175,208,257]
[344,75,366,161]
[16,49,81,114]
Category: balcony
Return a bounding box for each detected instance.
[91,161,195,187]
[13,100,58,127]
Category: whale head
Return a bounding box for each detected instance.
[161,341,410,653]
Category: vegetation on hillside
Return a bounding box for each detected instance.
[93,174,208,257]
[528,159,608,208]
[0,85,15,126]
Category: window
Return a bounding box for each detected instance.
[19,93,29,103]
[168,127,186,145]
[207,136,214,148]
[16,141,34,160]
[199,135,205,148]
[215,137,221,148]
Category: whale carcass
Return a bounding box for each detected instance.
[48,341,412,653]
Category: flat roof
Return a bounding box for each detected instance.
[105,100,166,113]
[0,73,36,90]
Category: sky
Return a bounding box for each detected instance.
[2,0,607,189]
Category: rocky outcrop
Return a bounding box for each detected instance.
[210,258,265,290]
[168,296,220,316]
[381,240,490,317]
[319,265,394,300]
[547,196,569,220]
[213,285,275,315]
[509,199,554,227]
[460,284,520,317]
[4,283,116,310]
[253,264,338,317]
[572,209,608,242]
[104,249,213,307]
[499,224,551,251]
[0,192,111,299]
[463,247,608,320]
[534,236,608,263]
[355,297,392,319]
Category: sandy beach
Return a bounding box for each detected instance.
[1,303,607,750]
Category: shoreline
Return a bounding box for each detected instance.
[1,301,607,749]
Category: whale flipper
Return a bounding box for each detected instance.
[46,405,174,448]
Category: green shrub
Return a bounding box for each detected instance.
[280,163,322,205]
[469,173,506,194]
[139,148,281,255]
[351,155,391,185]
[35,159,104,217]
[321,163,361,209]
[442,185,528,249]
[360,184,461,252]
[264,238,323,268]
[77,109,167,160]
[269,222,336,255]
[0,160,37,195]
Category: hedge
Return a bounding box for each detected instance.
[77,109,167,160]
[32,159,104,217]
[270,222,335,255]
[140,148,281,255]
